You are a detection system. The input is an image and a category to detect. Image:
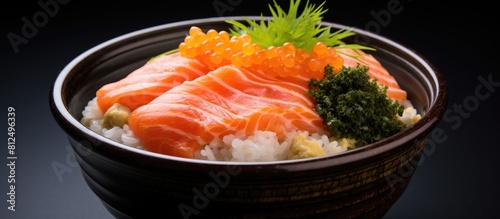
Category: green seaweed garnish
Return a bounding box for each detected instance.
[308,64,405,146]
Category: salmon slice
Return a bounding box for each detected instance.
[337,48,407,101]
[95,48,405,115]
[95,52,210,112]
[128,65,329,158]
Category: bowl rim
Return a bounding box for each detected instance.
[50,16,448,169]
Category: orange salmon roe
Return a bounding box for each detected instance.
[178,26,344,78]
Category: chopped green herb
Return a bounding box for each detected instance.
[308,64,405,146]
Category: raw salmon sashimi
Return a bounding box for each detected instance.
[338,48,407,101]
[96,52,210,112]
[128,65,330,158]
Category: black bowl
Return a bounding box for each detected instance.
[49,16,448,218]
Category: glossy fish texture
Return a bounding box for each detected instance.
[128,65,329,158]
[96,53,210,112]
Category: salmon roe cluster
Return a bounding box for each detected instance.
[178,26,344,78]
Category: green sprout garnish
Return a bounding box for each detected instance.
[150,0,373,63]
[226,0,374,53]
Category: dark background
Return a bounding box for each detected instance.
[1,0,499,218]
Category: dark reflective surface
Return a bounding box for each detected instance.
[1,0,498,218]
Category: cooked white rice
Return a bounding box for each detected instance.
[192,130,349,161]
[81,97,421,161]
[81,98,145,150]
